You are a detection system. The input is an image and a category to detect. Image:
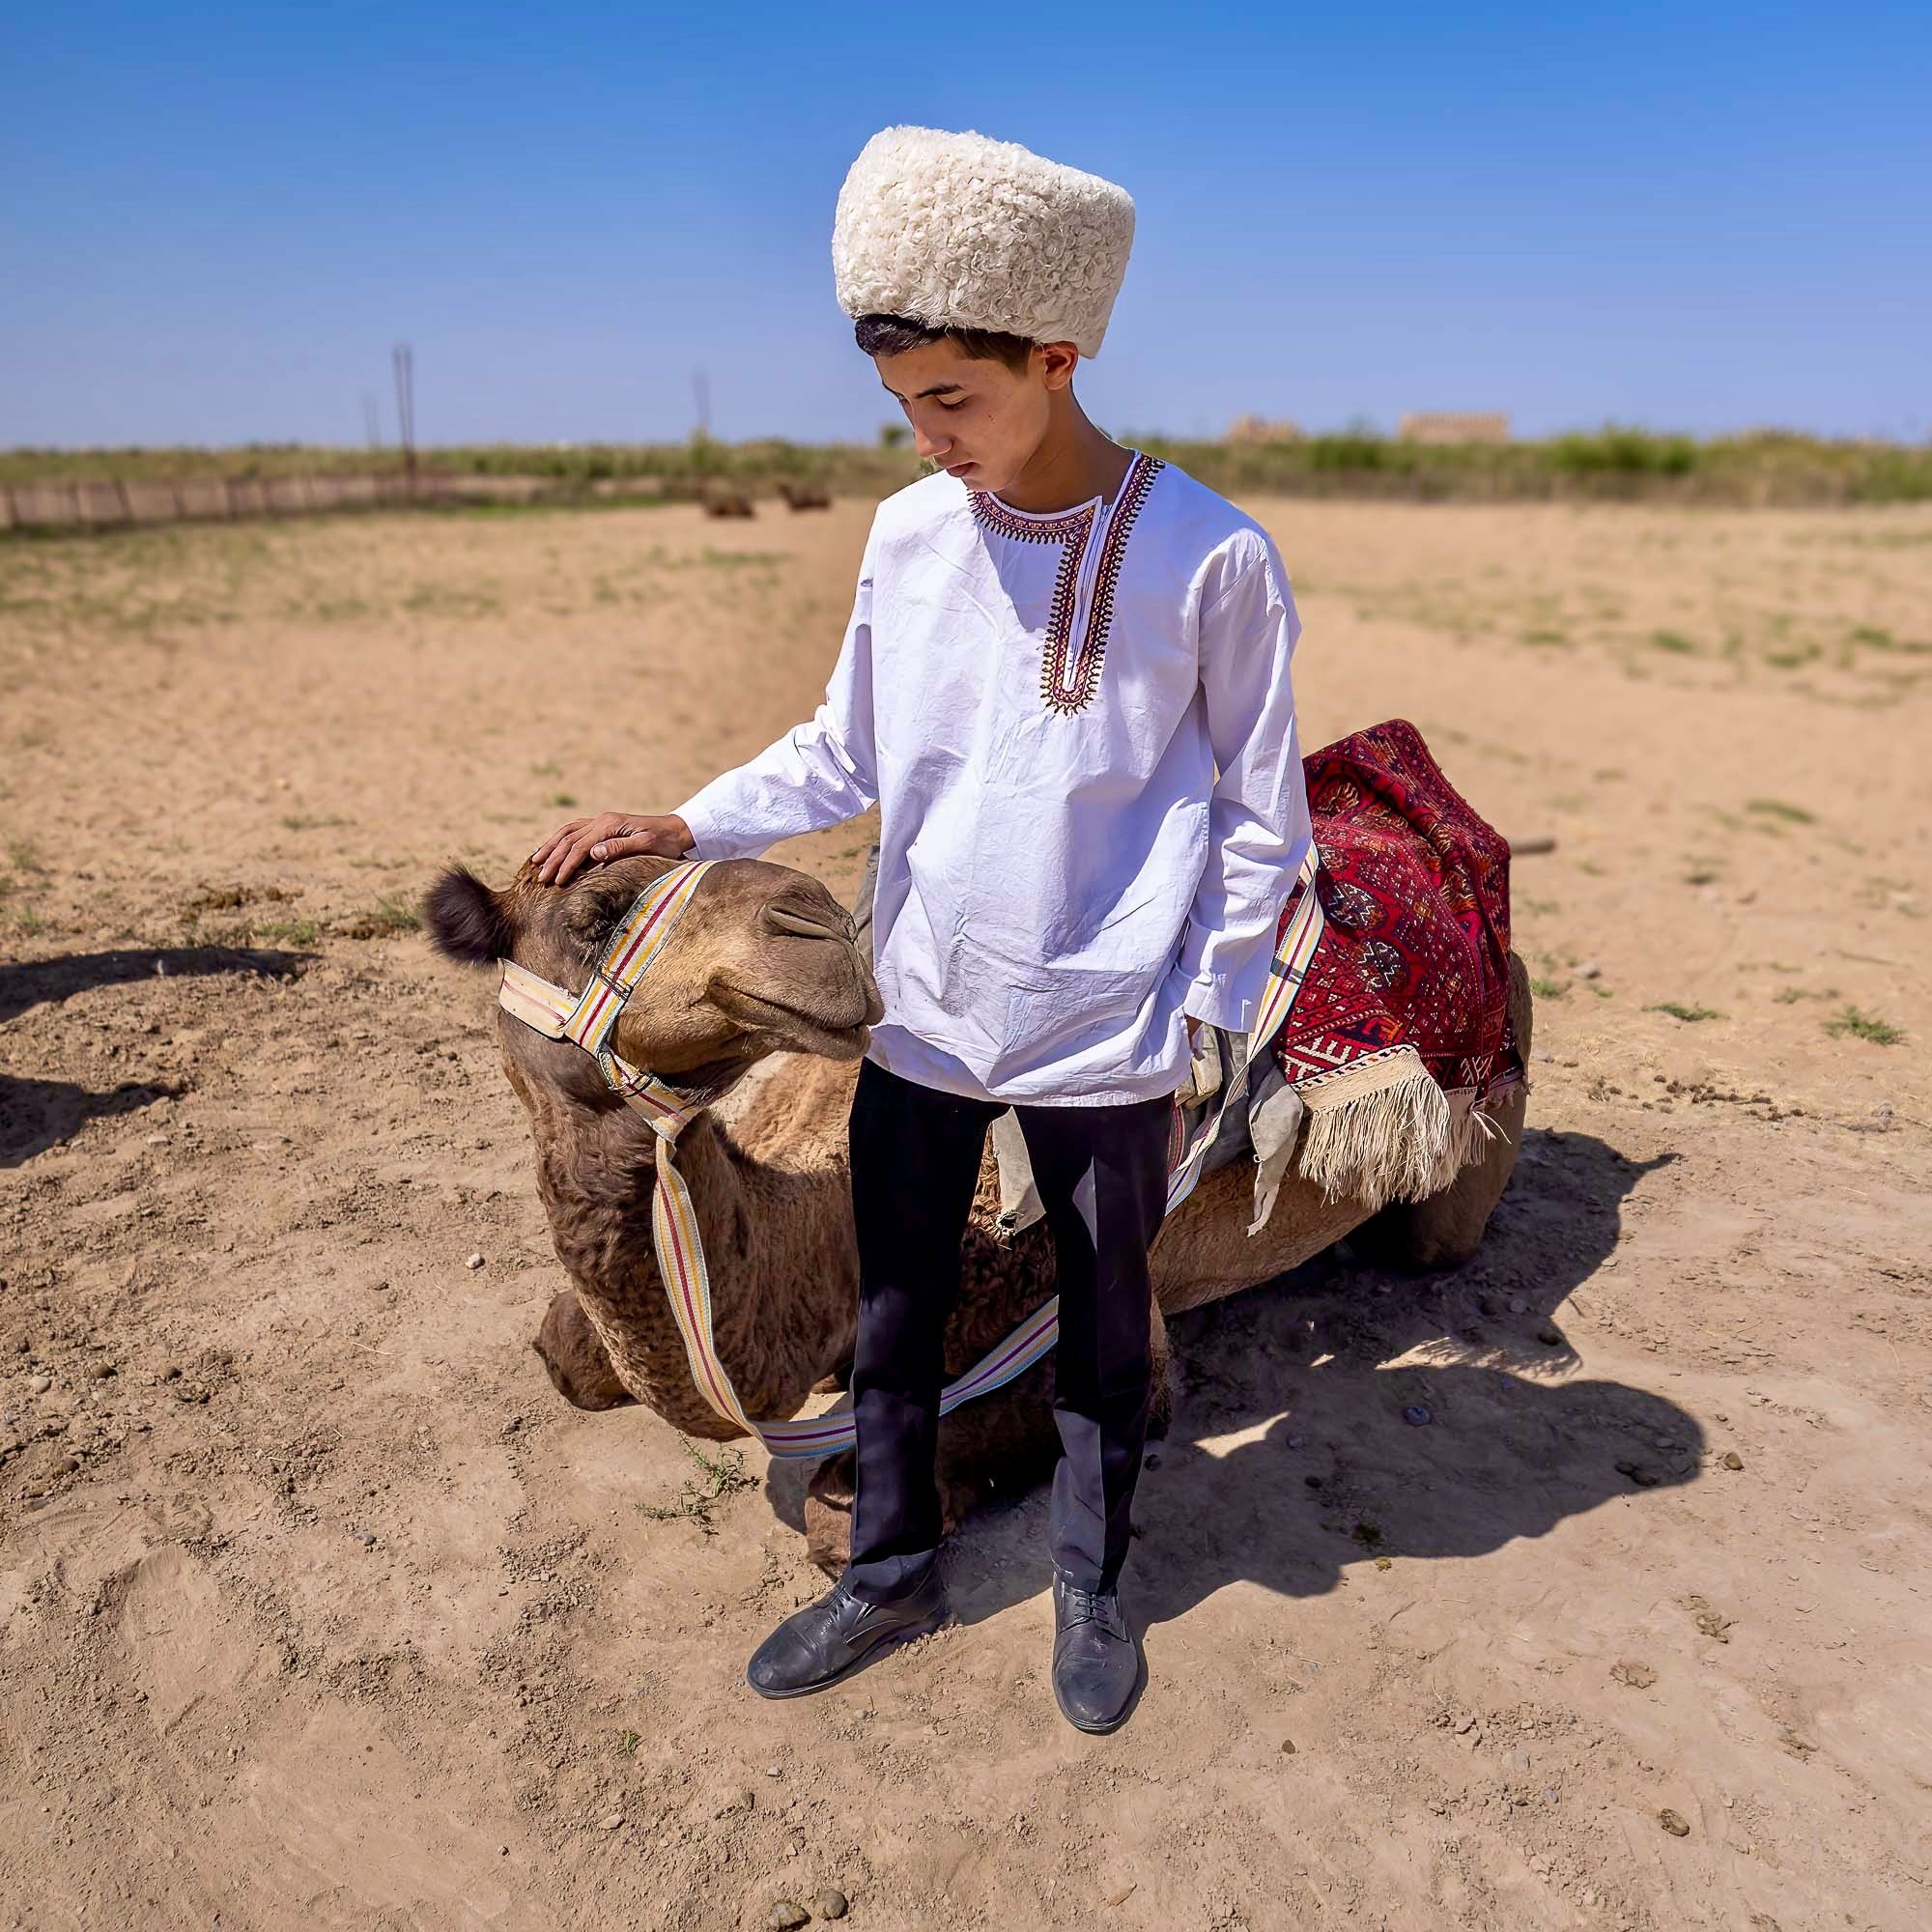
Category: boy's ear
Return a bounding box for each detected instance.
[1038,341,1080,391]
[423,865,518,964]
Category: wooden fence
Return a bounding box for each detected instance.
[0,469,593,535]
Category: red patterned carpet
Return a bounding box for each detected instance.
[1270,718,1524,1203]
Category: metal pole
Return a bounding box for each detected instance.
[392,342,416,494]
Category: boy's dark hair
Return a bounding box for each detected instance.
[853,312,1037,373]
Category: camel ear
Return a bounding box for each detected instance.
[423,866,517,964]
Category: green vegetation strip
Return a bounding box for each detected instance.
[8,427,1932,506]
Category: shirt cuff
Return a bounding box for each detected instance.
[671,796,758,863]
[1179,969,1257,1036]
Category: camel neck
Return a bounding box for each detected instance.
[529,1094,856,1439]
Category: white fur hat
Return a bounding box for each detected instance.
[832,126,1135,358]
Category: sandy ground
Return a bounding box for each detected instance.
[2,490,1929,1931]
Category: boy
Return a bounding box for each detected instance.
[531,126,1311,1734]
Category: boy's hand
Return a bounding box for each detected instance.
[1185,1014,1202,1046]
[531,811,694,886]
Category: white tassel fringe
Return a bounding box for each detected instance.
[1296,1050,1454,1211]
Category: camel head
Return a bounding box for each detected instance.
[423,854,884,1106]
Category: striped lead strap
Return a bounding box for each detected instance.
[499,859,718,1059]
[1161,840,1324,1221]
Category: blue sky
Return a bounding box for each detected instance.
[4,4,1927,448]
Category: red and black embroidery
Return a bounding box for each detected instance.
[1056,452,1161,715]
[969,452,1165,717]
[965,494,1094,548]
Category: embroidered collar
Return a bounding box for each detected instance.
[967,485,1098,547]
[966,451,1165,716]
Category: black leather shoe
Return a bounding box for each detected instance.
[747,1566,949,1699]
[1051,1572,1144,1733]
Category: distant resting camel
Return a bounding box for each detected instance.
[425,853,1530,1575]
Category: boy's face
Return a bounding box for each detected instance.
[873,337,1075,495]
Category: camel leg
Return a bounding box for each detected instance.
[1144,1298,1177,1439]
[802,1301,1174,1577]
[809,1348,855,1397]
[1348,952,1534,1271]
[803,1451,858,1577]
[531,1290,638,1410]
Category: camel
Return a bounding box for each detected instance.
[425,853,1531,1576]
[777,481,834,511]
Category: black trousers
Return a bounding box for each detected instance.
[842,1055,1172,1604]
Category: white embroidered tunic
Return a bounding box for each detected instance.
[674,452,1313,1106]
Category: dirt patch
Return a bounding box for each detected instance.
[3,498,1929,1928]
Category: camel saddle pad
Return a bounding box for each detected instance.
[1274,716,1521,1114]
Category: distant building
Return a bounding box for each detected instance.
[1398,412,1511,444]
[1226,413,1304,444]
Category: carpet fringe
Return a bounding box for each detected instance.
[1296,1059,1525,1210]
[1296,1049,1455,1211]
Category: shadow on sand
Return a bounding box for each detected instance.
[1,945,308,1163]
[765,1126,1690,1628]
[0,1073,184,1169]
[0,943,308,1026]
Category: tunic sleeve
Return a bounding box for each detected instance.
[672,526,880,860]
[1174,532,1314,1034]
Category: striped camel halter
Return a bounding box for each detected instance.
[497,848,1323,1461]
